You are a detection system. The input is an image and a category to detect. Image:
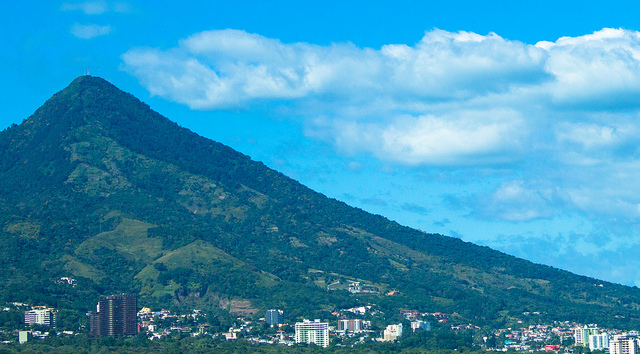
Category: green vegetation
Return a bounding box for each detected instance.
[1,75,640,344]
[0,333,487,354]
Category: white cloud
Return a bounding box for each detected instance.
[120,29,640,164]
[62,1,130,14]
[122,28,545,166]
[123,30,388,109]
[556,122,620,149]
[308,109,526,165]
[122,27,640,227]
[123,28,546,110]
[540,28,640,107]
[380,29,548,99]
[70,23,111,39]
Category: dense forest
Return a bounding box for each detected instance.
[1,76,640,338]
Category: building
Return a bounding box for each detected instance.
[575,325,599,347]
[348,282,379,294]
[400,310,421,320]
[223,331,239,340]
[89,293,137,337]
[383,324,403,341]
[265,309,284,327]
[24,308,56,326]
[610,334,640,354]
[589,332,610,351]
[295,319,329,348]
[338,319,364,333]
[411,320,431,332]
[19,331,30,344]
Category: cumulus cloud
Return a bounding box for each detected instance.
[122,30,383,109]
[556,122,623,149]
[123,29,546,109]
[122,28,547,165]
[307,109,526,165]
[121,28,640,155]
[70,23,111,39]
[540,28,640,107]
[122,27,640,227]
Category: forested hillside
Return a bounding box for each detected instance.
[1,76,640,330]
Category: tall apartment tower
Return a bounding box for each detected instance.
[89,294,137,337]
[589,333,610,351]
[575,325,599,346]
[295,319,329,348]
[24,308,56,326]
[610,334,640,354]
[338,319,364,333]
[265,309,284,327]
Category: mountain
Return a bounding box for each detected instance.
[1,76,640,330]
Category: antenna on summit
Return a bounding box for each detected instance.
[82,67,97,76]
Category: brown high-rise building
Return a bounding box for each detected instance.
[89,294,137,337]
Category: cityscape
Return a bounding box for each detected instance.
[6,291,640,353]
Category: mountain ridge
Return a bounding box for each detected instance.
[1,76,640,330]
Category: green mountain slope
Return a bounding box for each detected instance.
[1,76,640,329]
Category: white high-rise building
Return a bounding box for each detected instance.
[295,319,329,348]
[24,308,56,326]
[589,333,609,351]
[610,334,640,354]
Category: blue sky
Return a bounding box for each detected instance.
[4,1,640,287]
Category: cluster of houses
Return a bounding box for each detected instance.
[135,306,432,348]
[489,321,640,353]
[9,297,640,352]
[137,307,210,340]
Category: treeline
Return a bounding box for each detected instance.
[0,329,483,354]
